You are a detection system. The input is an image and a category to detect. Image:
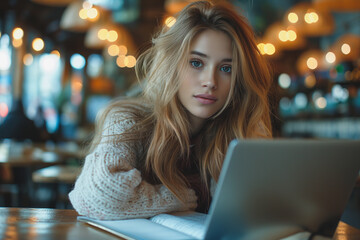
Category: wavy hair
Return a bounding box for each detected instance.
[90,1,273,201]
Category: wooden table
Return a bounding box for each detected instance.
[0,208,359,240]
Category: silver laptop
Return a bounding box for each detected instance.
[204,139,360,239]
[78,139,360,240]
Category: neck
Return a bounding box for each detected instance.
[189,115,206,137]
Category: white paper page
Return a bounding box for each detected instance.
[150,211,207,239]
[78,216,195,240]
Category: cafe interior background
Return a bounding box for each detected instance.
[0,0,359,208]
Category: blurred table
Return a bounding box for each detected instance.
[0,141,84,207]
[0,141,83,167]
[0,208,359,240]
[32,165,81,184]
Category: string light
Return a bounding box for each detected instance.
[278,29,297,42]
[325,52,336,64]
[288,12,298,23]
[257,43,275,55]
[118,45,128,55]
[304,11,319,24]
[264,43,275,55]
[79,1,99,21]
[306,57,318,70]
[279,30,288,42]
[165,16,176,28]
[341,43,351,55]
[288,30,297,41]
[126,55,136,68]
[32,38,45,52]
[257,43,265,55]
[87,8,99,21]
[108,45,119,56]
[12,27,24,40]
[107,30,118,42]
[82,1,92,9]
[116,55,126,68]
[97,29,108,40]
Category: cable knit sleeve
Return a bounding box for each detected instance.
[69,110,197,220]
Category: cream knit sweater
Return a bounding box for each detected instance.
[69,110,198,220]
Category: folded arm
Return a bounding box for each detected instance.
[69,111,197,220]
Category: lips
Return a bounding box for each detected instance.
[194,94,217,104]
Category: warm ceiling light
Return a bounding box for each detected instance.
[107,30,118,42]
[341,43,351,55]
[306,57,318,69]
[79,8,87,19]
[82,1,92,9]
[116,55,126,68]
[60,1,92,32]
[312,12,319,22]
[304,11,319,24]
[126,55,136,68]
[278,30,288,42]
[87,8,99,21]
[32,38,45,52]
[287,30,297,41]
[264,43,275,55]
[118,45,128,55]
[165,16,176,28]
[97,28,108,40]
[108,44,119,56]
[257,43,266,55]
[12,27,24,39]
[325,51,336,63]
[288,12,298,23]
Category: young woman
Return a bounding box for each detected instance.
[69,0,273,220]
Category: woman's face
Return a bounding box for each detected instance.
[178,29,232,130]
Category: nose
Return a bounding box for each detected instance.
[201,69,217,90]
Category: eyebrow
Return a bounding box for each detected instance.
[190,51,232,62]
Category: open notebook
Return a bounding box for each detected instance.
[78,139,360,240]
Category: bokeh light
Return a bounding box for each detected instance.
[325,52,336,64]
[70,53,86,70]
[306,57,318,70]
[278,73,291,89]
[32,38,45,52]
[341,43,351,55]
[288,12,298,23]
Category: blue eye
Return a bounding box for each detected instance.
[220,65,232,73]
[190,60,203,69]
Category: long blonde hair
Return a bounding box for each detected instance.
[90,1,273,201]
